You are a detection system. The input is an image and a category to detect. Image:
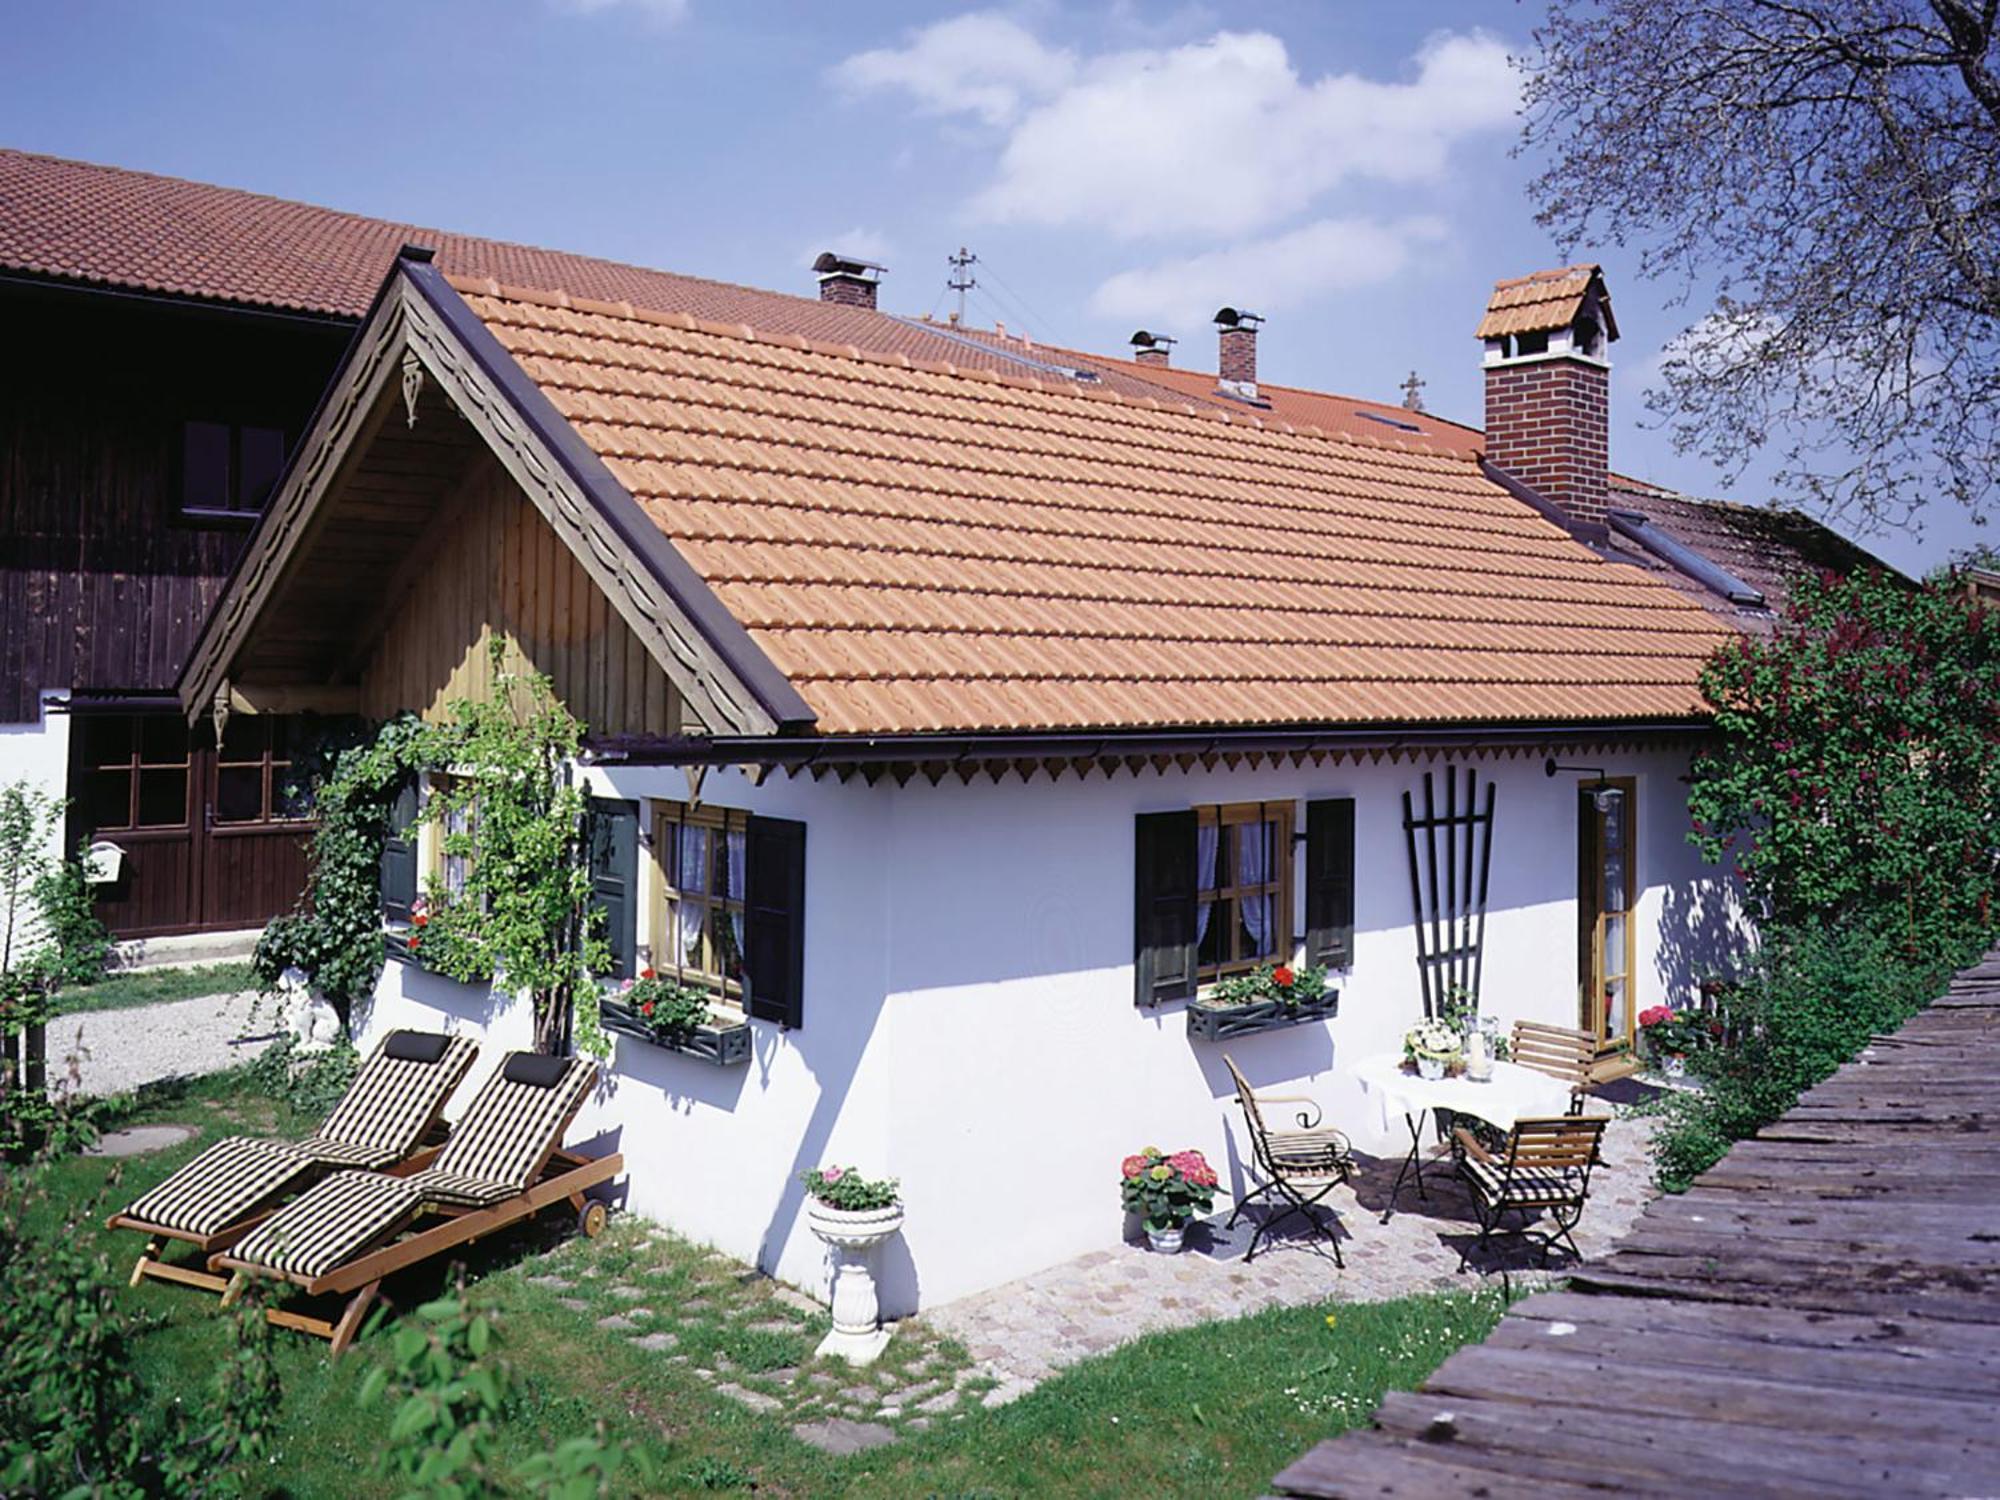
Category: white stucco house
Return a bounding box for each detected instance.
[174,243,1753,1315]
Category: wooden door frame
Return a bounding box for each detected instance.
[1577,776,1638,1053]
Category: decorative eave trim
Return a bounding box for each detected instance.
[179,251,817,737]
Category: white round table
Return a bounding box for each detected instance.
[1348,1052,1577,1213]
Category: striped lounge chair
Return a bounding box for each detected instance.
[214,1051,623,1354]
[110,1029,478,1294]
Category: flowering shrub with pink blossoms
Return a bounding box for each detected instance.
[800,1164,899,1212]
[1119,1146,1219,1233]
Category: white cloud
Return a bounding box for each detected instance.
[829,12,1077,128]
[551,0,689,24]
[973,29,1517,239]
[798,227,896,268]
[1090,216,1449,326]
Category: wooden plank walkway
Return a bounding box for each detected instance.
[1271,949,2000,1499]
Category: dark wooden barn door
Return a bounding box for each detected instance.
[70,711,312,939]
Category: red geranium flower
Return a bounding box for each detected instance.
[412,912,429,928]
[640,1000,654,1017]
[1272,965,1295,988]
[640,967,657,981]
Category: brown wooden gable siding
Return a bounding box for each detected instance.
[359,456,680,738]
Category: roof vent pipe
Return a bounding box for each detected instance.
[1213,307,1264,400]
[813,251,886,310]
[1129,329,1177,367]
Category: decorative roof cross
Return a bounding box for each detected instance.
[1400,370,1427,412]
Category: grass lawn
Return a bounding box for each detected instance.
[21,1071,1506,1498]
[50,961,258,1016]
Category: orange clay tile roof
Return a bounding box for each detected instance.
[453,276,1735,737]
[0,147,1047,380]
[1475,264,1605,341]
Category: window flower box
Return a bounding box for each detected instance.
[599,981,752,1067]
[1186,963,1338,1041]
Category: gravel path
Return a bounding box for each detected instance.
[44,990,283,1099]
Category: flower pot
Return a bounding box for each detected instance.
[807,1201,904,1366]
[1146,1224,1185,1254]
[1416,1055,1445,1081]
[1664,1054,1687,1078]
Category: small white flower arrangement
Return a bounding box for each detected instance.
[1404,1019,1463,1062]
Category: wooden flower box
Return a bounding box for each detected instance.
[1186,988,1339,1042]
[599,996,753,1067]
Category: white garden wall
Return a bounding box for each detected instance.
[355,744,1741,1316]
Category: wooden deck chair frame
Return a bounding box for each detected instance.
[1223,1055,1353,1266]
[108,1138,448,1297]
[107,1030,476,1296]
[1450,1114,1606,1271]
[210,1076,621,1356]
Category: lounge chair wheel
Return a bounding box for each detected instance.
[577,1200,607,1238]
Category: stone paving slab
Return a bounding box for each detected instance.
[922,1108,1659,1391]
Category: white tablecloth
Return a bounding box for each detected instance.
[1348,1053,1574,1136]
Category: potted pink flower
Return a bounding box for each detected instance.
[1120,1146,1219,1253]
[801,1165,903,1365]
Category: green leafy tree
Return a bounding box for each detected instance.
[412,651,611,1056]
[1687,567,2000,946]
[360,1293,645,1497]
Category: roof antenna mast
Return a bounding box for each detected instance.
[946,246,978,325]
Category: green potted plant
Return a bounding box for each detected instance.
[801,1165,903,1365]
[1187,961,1338,1041]
[1403,1019,1463,1081]
[1638,1005,1709,1077]
[1119,1146,1219,1253]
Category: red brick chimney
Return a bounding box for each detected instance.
[1129,329,1176,367]
[813,251,885,310]
[1213,307,1264,400]
[1479,265,1617,536]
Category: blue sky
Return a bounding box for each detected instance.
[1,0,1974,574]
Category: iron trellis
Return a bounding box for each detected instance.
[1401,767,1496,1019]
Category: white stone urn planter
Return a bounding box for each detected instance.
[807,1200,905,1366]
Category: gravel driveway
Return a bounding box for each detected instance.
[45,990,283,1099]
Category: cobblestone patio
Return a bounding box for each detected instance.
[922,1105,1659,1395]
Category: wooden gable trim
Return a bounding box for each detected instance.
[179,251,815,739]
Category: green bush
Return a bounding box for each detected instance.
[1653,923,1972,1190]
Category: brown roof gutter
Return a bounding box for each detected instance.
[583,718,1712,770]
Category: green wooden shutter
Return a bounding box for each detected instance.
[379,777,419,923]
[1134,809,1198,1005]
[744,815,806,1028]
[587,797,640,980]
[1305,797,1356,970]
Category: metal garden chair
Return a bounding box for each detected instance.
[1449,1113,1607,1270]
[1223,1055,1353,1265]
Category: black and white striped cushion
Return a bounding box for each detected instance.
[121,1136,318,1237]
[1465,1158,1583,1206]
[229,1053,598,1281]
[230,1170,425,1280]
[430,1054,596,1194]
[306,1032,477,1166]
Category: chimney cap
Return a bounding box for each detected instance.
[1129,329,1177,350]
[1213,307,1264,330]
[813,251,887,280]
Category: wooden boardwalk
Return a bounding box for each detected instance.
[1271,951,2000,1499]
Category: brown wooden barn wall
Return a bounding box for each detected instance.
[0,283,346,720]
[359,458,681,739]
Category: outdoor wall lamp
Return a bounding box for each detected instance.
[1545,758,1619,812]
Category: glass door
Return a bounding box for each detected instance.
[1577,779,1637,1051]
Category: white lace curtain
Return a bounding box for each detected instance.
[1195,822,1219,944]
[1239,817,1273,957]
[673,823,707,966]
[724,825,746,967]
